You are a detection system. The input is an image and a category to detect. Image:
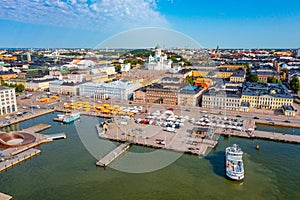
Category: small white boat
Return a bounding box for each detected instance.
[225,144,244,180]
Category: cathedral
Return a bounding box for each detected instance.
[146,45,173,70]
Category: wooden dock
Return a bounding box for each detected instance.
[96,141,131,167]
[0,192,12,200]
[22,124,51,133]
[0,148,41,172]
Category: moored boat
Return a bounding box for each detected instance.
[53,114,65,122]
[225,144,244,180]
[63,113,80,124]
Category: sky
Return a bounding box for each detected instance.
[0,0,300,49]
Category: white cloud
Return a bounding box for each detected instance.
[0,0,169,32]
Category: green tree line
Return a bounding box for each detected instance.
[0,78,25,92]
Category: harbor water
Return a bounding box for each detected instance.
[0,112,299,200]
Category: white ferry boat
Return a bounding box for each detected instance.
[225,144,244,180]
[53,114,65,122]
[63,113,80,124]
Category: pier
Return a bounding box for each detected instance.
[0,192,12,200]
[45,133,66,140]
[96,141,131,167]
[0,148,41,172]
[22,124,51,133]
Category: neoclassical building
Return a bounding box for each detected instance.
[0,86,17,115]
[146,45,172,70]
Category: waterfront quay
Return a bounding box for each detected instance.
[0,124,66,172]
[0,109,54,128]
[94,104,300,167]
[97,114,218,159]
[216,127,300,144]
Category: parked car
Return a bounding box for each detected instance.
[284,120,291,123]
[253,117,259,119]
[165,127,176,133]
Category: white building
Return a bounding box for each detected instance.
[49,80,64,94]
[94,65,116,75]
[146,45,172,70]
[0,86,17,115]
[76,59,96,69]
[67,73,86,83]
[79,79,141,100]
[121,63,131,72]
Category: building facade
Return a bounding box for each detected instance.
[202,88,242,111]
[230,69,246,82]
[79,79,141,100]
[49,80,63,94]
[27,78,57,91]
[146,46,172,70]
[61,81,81,96]
[145,84,178,105]
[178,86,205,107]
[133,90,146,103]
[241,82,293,109]
[0,86,17,115]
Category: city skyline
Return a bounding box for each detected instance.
[0,0,300,48]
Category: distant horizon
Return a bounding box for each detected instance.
[0,47,299,51]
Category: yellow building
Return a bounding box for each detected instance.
[27,79,56,91]
[0,73,17,81]
[216,70,233,78]
[230,69,246,82]
[218,65,244,70]
[241,82,293,110]
[191,70,209,77]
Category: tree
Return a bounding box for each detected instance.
[15,84,25,92]
[247,74,259,82]
[114,64,121,72]
[185,76,194,85]
[267,77,282,84]
[243,63,250,71]
[290,76,300,91]
[0,77,7,86]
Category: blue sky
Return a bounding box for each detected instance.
[0,0,299,48]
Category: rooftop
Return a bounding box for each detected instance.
[242,82,292,98]
[179,86,204,95]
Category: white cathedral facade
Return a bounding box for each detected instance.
[146,45,173,70]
